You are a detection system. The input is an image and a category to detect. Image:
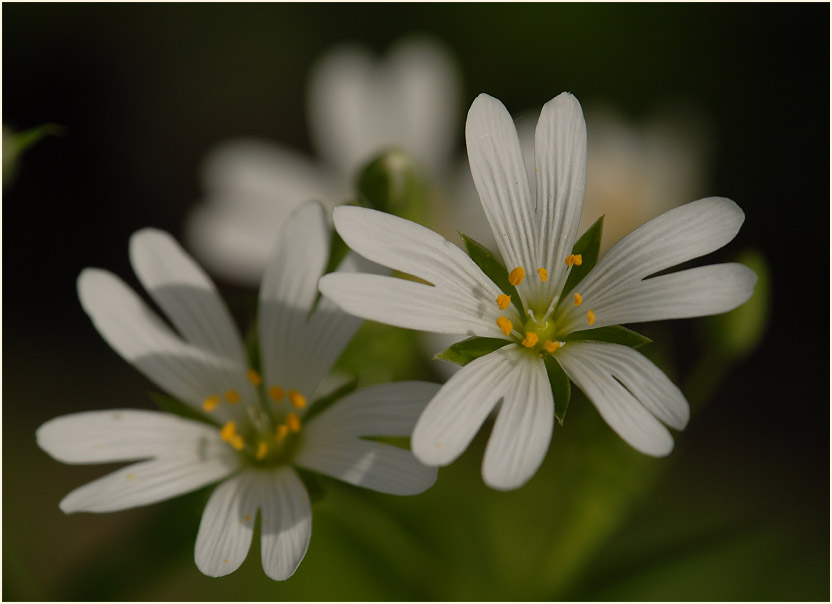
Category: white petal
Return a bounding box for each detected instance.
[295,437,436,495]
[258,467,312,581]
[293,252,384,398]
[386,37,460,172]
[481,354,553,490]
[411,345,524,466]
[194,472,256,577]
[129,229,247,366]
[77,269,250,420]
[534,93,587,301]
[465,94,537,296]
[37,409,227,464]
[557,342,676,456]
[258,201,329,396]
[186,141,343,284]
[572,197,746,301]
[332,206,500,294]
[59,452,238,514]
[304,381,441,440]
[560,263,757,332]
[319,272,513,337]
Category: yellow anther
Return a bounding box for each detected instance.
[244,514,251,522]
[229,434,245,451]
[508,266,526,286]
[544,340,561,353]
[202,395,220,412]
[537,267,548,282]
[268,385,284,402]
[573,292,583,306]
[220,421,237,442]
[522,332,539,348]
[126,473,136,481]
[497,316,513,336]
[587,309,597,326]
[496,294,511,310]
[288,389,307,409]
[246,369,262,386]
[275,424,289,442]
[255,441,268,461]
[574,254,582,266]
[224,389,241,405]
[565,254,583,268]
[286,412,302,433]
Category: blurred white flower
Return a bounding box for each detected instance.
[320,93,756,490]
[186,37,460,283]
[38,202,437,580]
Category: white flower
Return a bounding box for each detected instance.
[319,92,757,491]
[185,37,459,283]
[37,201,438,580]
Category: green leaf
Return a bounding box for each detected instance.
[565,325,652,349]
[561,215,604,298]
[434,336,511,367]
[544,355,571,425]
[304,377,360,423]
[296,468,327,503]
[149,392,216,427]
[460,233,524,315]
[3,123,64,188]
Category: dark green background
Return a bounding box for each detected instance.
[4,3,829,600]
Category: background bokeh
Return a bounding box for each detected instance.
[3,3,829,601]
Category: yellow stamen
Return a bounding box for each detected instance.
[587,309,596,326]
[496,294,511,310]
[220,421,236,442]
[202,395,220,412]
[544,340,561,353]
[244,514,251,522]
[573,292,583,306]
[522,332,539,348]
[286,412,301,433]
[229,434,245,451]
[508,266,526,286]
[275,424,289,442]
[288,389,307,409]
[255,441,268,461]
[246,369,262,386]
[536,267,548,282]
[268,385,284,402]
[224,389,241,405]
[565,254,583,268]
[497,316,513,336]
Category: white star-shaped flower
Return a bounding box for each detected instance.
[186,38,459,283]
[319,92,757,491]
[37,201,438,580]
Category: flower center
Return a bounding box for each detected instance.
[203,369,308,466]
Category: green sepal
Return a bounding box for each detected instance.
[296,468,326,504]
[303,377,360,424]
[244,319,262,374]
[561,215,604,298]
[565,325,652,349]
[361,435,411,450]
[434,336,511,367]
[543,355,571,426]
[149,392,217,427]
[459,233,524,315]
[354,149,430,224]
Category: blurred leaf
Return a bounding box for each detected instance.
[244,319,261,373]
[324,225,351,277]
[3,123,63,188]
[355,149,431,224]
[561,215,604,297]
[565,325,652,348]
[703,248,770,361]
[434,336,510,366]
[296,468,326,504]
[460,233,523,314]
[150,392,216,427]
[544,355,571,425]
